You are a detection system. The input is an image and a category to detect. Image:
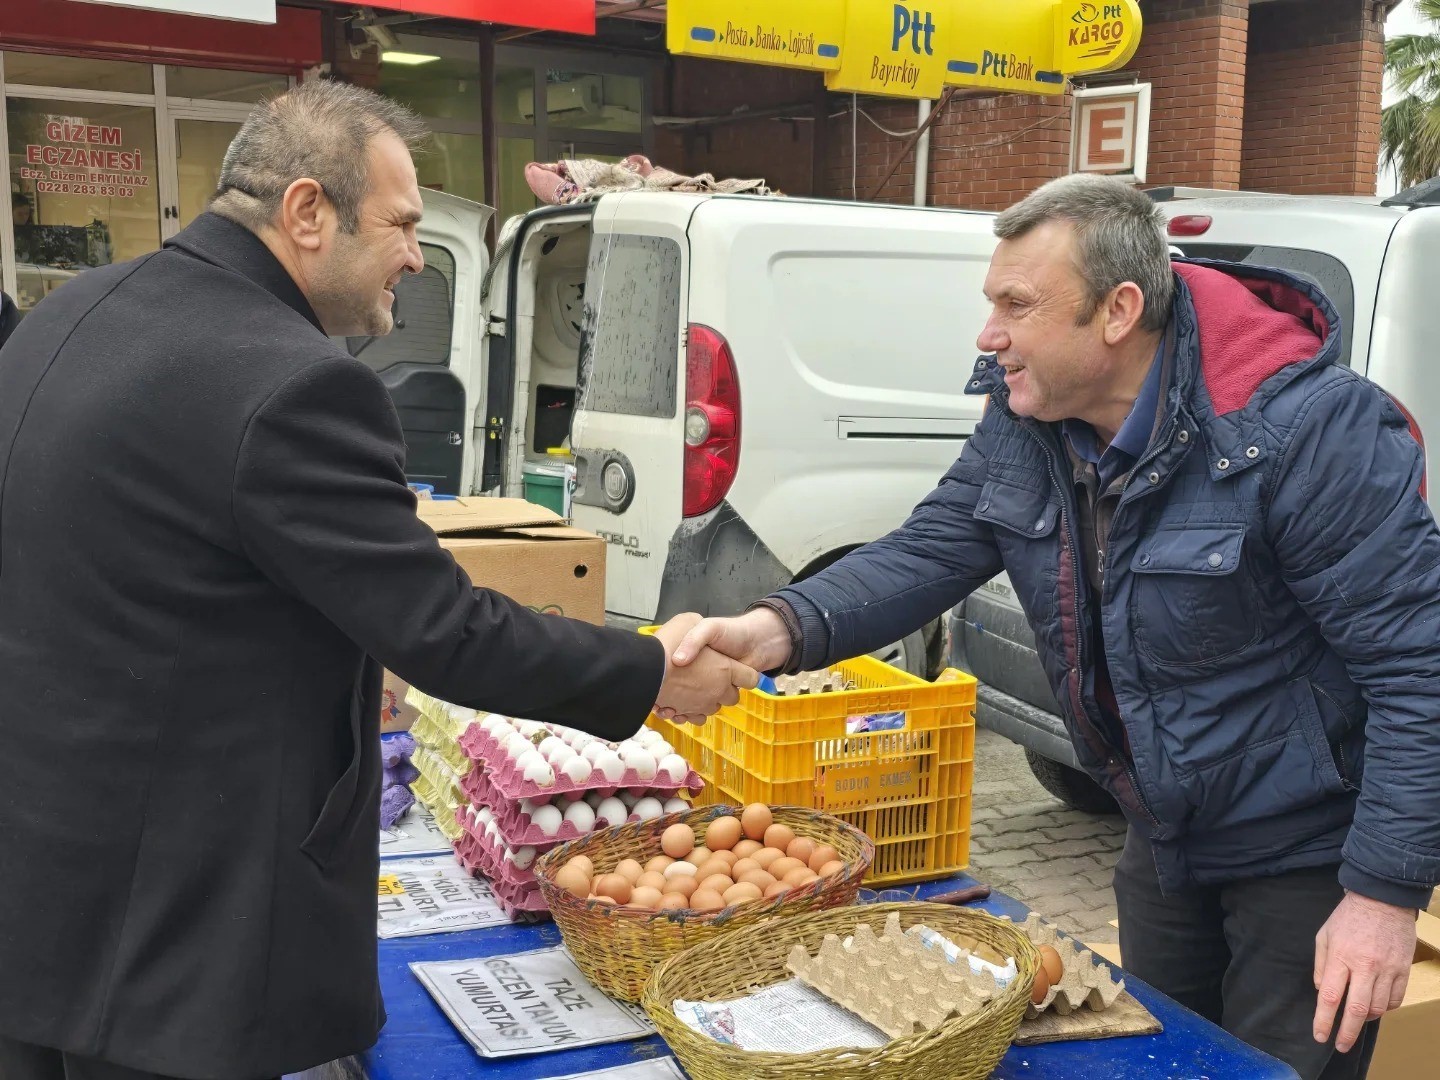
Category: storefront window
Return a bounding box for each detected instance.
[7,97,160,314]
[176,118,243,228]
[166,66,287,104]
[1,53,153,95]
[379,51,482,124]
[418,131,485,205]
[496,65,535,125]
[498,136,537,226]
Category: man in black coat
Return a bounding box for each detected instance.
[0,289,18,349]
[0,80,752,1080]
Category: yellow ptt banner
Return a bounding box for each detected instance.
[667,0,1142,99]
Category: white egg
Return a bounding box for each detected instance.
[522,758,556,788]
[505,732,532,760]
[515,749,545,773]
[562,756,593,784]
[663,861,698,880]
[594,751,625,782]
[563,800,596,833]
[506,846,537,870]
[479,713,505,733]
[624,748,657,782]
[545,742,578,768]
[618,790,639,808]
[581,742,607,765]
[518,720,545,738]
[663,797,690,814]
[594,797,628,827]
[633,797,664,821]
[568,731,593,749]
[530,804,563,837]
[537,735,564,757]
[518,799,535,816]
[657,754,690,782]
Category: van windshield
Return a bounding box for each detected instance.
[1173,243,1355,367]
[576,233,682,419]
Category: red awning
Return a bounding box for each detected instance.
[376,0,596,35]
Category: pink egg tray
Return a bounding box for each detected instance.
[460,767,690,849]
[451,832,551,922]
[455,810,561,892]
[457,726,703,804]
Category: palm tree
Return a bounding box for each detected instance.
[1382,0,1440,189]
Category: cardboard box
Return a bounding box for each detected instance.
[416,497,605,626]
[380,669,420,733]
[1085,912,1440,1080]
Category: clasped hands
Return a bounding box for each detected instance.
[651,609,793,724]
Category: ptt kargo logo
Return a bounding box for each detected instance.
[1073,3,1099,22]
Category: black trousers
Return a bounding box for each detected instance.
[0,1038,278,1080]
[1113,828,1381,1080]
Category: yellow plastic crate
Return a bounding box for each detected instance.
[647,655,976,886]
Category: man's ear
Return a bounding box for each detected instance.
[1102,281,1147,346]
[277,177,328,252]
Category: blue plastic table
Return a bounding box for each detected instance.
[296,871,1299,1080]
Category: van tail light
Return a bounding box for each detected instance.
[683,324,741,518]
[1389,393,1427,501]
[1167,215,1212,237]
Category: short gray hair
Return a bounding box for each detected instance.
[994,174,1174,332]
[210,79,428,234]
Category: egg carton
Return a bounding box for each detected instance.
[452,833,551,922]
[457,725,702,804]
[405,689,479,742]
[786,911,999,1039]
[460,767,692,848]
[1002,913,1125,1018]
[455,806,561,890]
[408,774,464,842]
[408,714,475,777]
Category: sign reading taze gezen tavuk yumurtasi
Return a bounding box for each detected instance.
[667,0,1141,99]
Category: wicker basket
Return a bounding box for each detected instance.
[535,804,875,1002]
[643,902,1038,1080]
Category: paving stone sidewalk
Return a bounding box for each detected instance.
[966,728,1126,943]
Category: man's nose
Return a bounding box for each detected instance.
[403,232,424,275]
[976,315,1007,353]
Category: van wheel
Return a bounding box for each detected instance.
[1025,750,1122,815]
[869,628,929,677]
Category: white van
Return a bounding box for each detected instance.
[955,179,1440,811]
[364,189,1003,673]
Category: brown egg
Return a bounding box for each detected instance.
[699,873,735,895]
[1031,966,1052,1005]
[705,816,743,852]
[667,876,699,899]
[554,865,590,898]
[684,845,713,866]
[645,855,675,874]
[731,858,762,878]
[614,859,644,883]
[658,893,690,911]
[763,880,792,899]
[769,857,805,880]
[807,846,839,873]
[695,859,732,882]
[662,823,695,859]
[1039,945,1064,986]
[763,824,796,852]
[818,860,846,878]
[733,839,763,859]
[690,888,726,912]
[783,867,818,888]
[787,837,817,866]
[636,871,668,892]
[740,803,773,842]
[723,881,763,906]
[595,874,632,904]
[711,850,740,868]
[752,847,784,870]
[738,870,777,891]
[568,855,594,877]
[629,886,663,909]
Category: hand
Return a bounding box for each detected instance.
[1313,891,1416,1052]
[651,608,792,722]
[651,614,760,725]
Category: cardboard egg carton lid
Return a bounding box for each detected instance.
[786,911,999,1039]
[1003,913,1125,1018]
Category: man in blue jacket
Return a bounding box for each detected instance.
[666,174,1439,1080]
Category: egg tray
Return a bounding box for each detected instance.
[786,910,1000,1039]
[405,687,479,742]
[409,713,476,777]
[461,767,692,849]
[457,725,703,805]
[1002,913,1125,1018]
[452,833,551,922]
[455,808,564,892]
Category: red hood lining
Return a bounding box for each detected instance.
[1173,262,1329,418]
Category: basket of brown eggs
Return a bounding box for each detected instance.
[534,803,875,1002]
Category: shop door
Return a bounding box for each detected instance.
[165,113,246,234]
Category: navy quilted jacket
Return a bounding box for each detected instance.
[775,260,1440,906]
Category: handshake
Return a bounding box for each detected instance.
[650,608,795,725]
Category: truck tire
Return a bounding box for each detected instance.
[1025,750,1122,815]
[869,627,931,677]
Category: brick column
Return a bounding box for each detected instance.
[1242,0,1386,195]
[1128,0,1249,189]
